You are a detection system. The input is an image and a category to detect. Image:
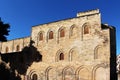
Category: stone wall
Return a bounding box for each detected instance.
[0,9,117,80]
[0,37,30,54]
[26,9,116,80]
[31,9,102,62]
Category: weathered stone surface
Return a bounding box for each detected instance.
[0,9,117,80]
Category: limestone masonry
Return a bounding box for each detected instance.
[0,9,117,80]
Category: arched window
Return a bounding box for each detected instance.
[32,74,38,80]
[49,31,53,39]
[59,53,64,60]
[5,47,9,53]
[39,32,43,41]
[84,25,89,34]
[16,45,20,51]
[60,29,65,37]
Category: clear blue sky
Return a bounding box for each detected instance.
[0,0,120,54]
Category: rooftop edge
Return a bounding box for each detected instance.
[77,9,99,17]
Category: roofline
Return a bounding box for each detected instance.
[32,12,100,28]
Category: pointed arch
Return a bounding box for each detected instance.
[84,25,89,34]
[58,27,65,38]
[69,47,78,61]
[49,31,54,39]
[94,45,102,59]
[47,29,54,41]
[60,28,65,37]
[92,63,109,80]
[45,66,57,80]
[56,49,64,62]
[38,31,44,41]
[82,23,91,35]
[28,70,41,80]
[70,24,78,38]
[62,66,75,80]
[75,66,90,80]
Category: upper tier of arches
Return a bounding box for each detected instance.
[37,22,93,44]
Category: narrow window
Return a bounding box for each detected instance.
[39,32,43,41]
[59,53,64,60]
[16,45,20,51]
[49,31,53,39]
[84,25,89,34]
[32,74,38,80]
[6,47,9,53]
[60,29,65,37]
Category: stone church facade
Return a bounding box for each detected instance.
[0,9,117,80]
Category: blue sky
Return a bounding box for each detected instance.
[0,0,120,54]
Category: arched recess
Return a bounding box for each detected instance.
[94,45,102,59]
[81,22,91,40]
[94,45,106,60]
[47,29,54,42]
[75,66,90,80]
[28,70,41,80]
[60,28,65,37]
[45,66,57,80]
[56,49,64,62]
[82,23,91,34]
[49,31,54,39]
[57,27,66,43]
[92,63,109,80]
[58,27,65,38]
[69,47,78,61]
[62,66,75,80]
[69,24,78,38]
[38,31,44,41]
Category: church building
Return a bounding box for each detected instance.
[0,9,117,80]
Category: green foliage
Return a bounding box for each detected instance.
[0,18,10,42]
